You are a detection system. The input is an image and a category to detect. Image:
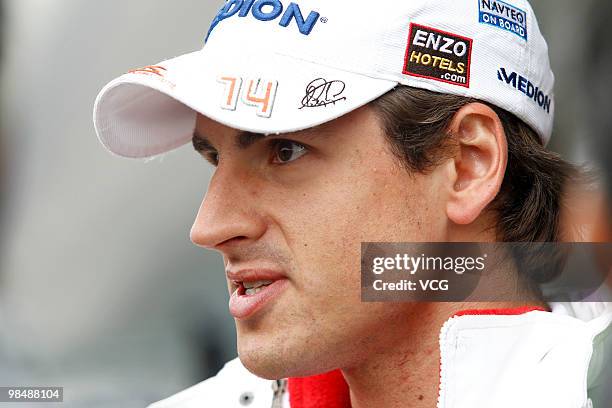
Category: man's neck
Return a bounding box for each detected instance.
[342,301,547,408]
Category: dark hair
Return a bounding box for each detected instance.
[370,86,576,243]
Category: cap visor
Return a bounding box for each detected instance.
[93,47,397,158]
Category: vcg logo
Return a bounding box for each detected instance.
[206,0,321,42]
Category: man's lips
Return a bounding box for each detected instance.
[226,268,287,284]
[226,269,289,319]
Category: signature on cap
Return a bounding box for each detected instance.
[300,78,347,109]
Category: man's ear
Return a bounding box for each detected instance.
[446,103,508,225]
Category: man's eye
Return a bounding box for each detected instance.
[271,140,308,164]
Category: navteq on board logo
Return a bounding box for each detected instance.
[478,0,528,40]
[206,0,321,42]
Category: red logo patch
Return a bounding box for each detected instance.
[403,23,473,88]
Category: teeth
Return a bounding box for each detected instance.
[243,280,274,289]
[245,286,266,296]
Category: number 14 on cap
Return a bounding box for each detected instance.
[218,76,279,118]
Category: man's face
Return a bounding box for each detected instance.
[191,106,448,379]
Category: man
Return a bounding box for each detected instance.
[93,0,612,407]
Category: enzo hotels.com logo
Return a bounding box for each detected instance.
[403,23,473,88]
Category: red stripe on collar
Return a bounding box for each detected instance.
[287,306,548,408]
[288,370,351,408]
[452,306,549,317]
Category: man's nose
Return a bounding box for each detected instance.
[190,168,266,251]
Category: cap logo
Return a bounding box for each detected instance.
[127,65,176,88]
[403,24,472,88]
[127,65,167,77]
[218,76,279,118]
[206,0,320,42]
[478,0,528,40]
[497,68,551,114]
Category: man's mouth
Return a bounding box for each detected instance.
[227,270,289,319]
[238,280,275,296]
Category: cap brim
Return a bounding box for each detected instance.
[93,47,397,158]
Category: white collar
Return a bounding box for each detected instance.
[438,308,611,408]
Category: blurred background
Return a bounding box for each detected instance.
[0,0,610,407]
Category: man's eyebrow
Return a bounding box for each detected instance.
[192,130,266,152]
[192,125,330,152]
[192,131,215,152]
[236,131,266,149]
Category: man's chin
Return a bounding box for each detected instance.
[237,341,334,380]
[238,347,294,380]
[234,322,296,379]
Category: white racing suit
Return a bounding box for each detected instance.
[148,303,612,408]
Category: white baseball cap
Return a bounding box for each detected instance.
[93,0,555,158]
